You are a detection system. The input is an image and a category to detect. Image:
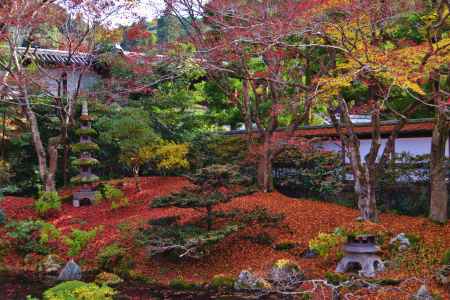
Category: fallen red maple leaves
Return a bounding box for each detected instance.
[1,176,449,299]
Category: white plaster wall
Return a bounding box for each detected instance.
[318,136,449,160]
[42,68,100,97]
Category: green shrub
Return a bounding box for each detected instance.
[95,272,123,286]
[35,192,61,217]
[6,220,60,255]
[246,232,274,246]
[43,280,116,300]
[210,274,235,289]
[273,148,343,200]
[441,249,450,265]
[96,184,128,209]
[96,243,134,275]
[309,232,345,257]
[63,228,98,257]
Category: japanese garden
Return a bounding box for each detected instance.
[0,0,450,299]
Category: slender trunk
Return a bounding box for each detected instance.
[206,205,213,231]
[257,134,273,192]
[242,79,253,145]
[21,95,52,191]
[62,143,70,186]
[133,165,141,192]
[46,137,59,192]
[1,110,6,160]
[429,70,448,223]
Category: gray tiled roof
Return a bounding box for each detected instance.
[17,47,94,66]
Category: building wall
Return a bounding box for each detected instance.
[44,68,100,97]
[318,136,449,161]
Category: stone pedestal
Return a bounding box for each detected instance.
[336,253,384,277]
[73,189,96,207]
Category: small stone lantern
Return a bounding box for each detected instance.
[336,234,384,277]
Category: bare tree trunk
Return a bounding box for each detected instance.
[257,134,273,192]
[429,70,448,223]
[46,137,60,192]
[1,109,6,160]
[133,165,141,192]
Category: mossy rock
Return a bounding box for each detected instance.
[210,274,235,289]
[95,272,123,286]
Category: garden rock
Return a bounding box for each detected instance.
[234,270,272,290]
[411,285,433,300]
[435,264,450,286]
[269,259,304,288]
[302,249,318,258]
[57,259,82,281]
[37,254,63,274]
[95,272,124,286]
[389,233,410,251]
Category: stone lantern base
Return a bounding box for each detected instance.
[73,188,96,207]
[336,253,384,277]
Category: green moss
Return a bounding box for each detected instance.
[210,274,235,289]
[169,278,200,290]
[71,175,100,184]
[325,272,349,285]
[71,142,100,153]
[72,158,99,167]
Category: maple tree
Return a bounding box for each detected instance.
[309,0,450,221]
[0,0,135,191]
[162,0,334,192]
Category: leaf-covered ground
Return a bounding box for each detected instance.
[1,176,449,299]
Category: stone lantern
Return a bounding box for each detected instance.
[336,234,384,277]
[71,100,99,207]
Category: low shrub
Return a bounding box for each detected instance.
[43,280,116,300]
[241,206,285,227]
[274,240,297,251]
[308,231,345,258]
[441,249,450,265]
[35,192,61,217]
[169,277,200,290]
[210,274,235,289]
[95,184,128,209]
[63,228,98,257]
[6,220,60,255]
[246,232,274,246]
[96,243,134,276]
[95,272,124,286]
